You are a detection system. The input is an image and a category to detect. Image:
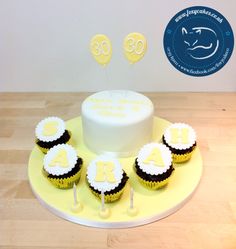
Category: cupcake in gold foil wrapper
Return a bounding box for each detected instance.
[86,155,128,203]
[134,143,174,190]
[136,174,171,190]
[35,117,72,153]
[162,123,197,163]
[43,144,83,189]
[171,148,196,163]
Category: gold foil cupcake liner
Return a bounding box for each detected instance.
[36,130,72,154]
[172,146,196,163]
[43,167,82,189]
[90,187,126,203]
[36,144,49,154]
[137,174,171,190]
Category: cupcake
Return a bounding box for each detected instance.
[43,144,83,189]
[134,143,174,190]
[35,117,71,153]
[86,155,128,203]
[162,123,197,163]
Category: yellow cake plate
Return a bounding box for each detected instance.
[28,117,202,228]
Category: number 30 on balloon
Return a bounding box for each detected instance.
[90,34,112,66]
[123,33,147,64]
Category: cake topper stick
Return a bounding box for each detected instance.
[99,190,110,219]
[73,182,78,206]
[71,183,83,213]
[123,32,147,64]
[101,189,105,210]
[127,187,138,216]
[130,187,134,209]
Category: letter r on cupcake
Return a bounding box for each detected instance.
[95,161,116,183]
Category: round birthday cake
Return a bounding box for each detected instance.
[81,90,154,157]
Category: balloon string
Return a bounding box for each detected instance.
[127,62,134,91]
[104,65,111,90]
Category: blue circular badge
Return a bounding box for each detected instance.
[163,6,234,76]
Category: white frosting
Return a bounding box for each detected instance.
[163,123,196,150]
[86,155,123,192]
[35,117,65,142]
[137,143,172,175]
[81,90,154,157]
[44,144,78,176]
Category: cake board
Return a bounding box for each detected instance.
[28,117,202,228]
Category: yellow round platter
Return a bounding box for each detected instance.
[28,116,202,228]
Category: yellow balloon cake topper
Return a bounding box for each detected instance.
[90,34,112,66]
[123,32,147,64]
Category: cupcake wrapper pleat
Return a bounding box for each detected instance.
[137,174,171,190]
[44,167,82,189]
[172,147,196,163]
[36,130,72,154]
[89,187,126,203]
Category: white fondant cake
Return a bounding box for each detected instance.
[81,90,154,157]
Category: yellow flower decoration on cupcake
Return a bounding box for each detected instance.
[123,32,147,64]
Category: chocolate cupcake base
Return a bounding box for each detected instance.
[134,158,174,190]
[162,135,196,163]
[87,171,129,203]
[43,157,83,189]
[36,130,71,153]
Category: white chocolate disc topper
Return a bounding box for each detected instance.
[44,144,78,176]
[163,123,197,150]
[137,143,172,175]
[87,155,123,192]
[35,117,65,142]
[123,32,147,64]
[90,34,112,66]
